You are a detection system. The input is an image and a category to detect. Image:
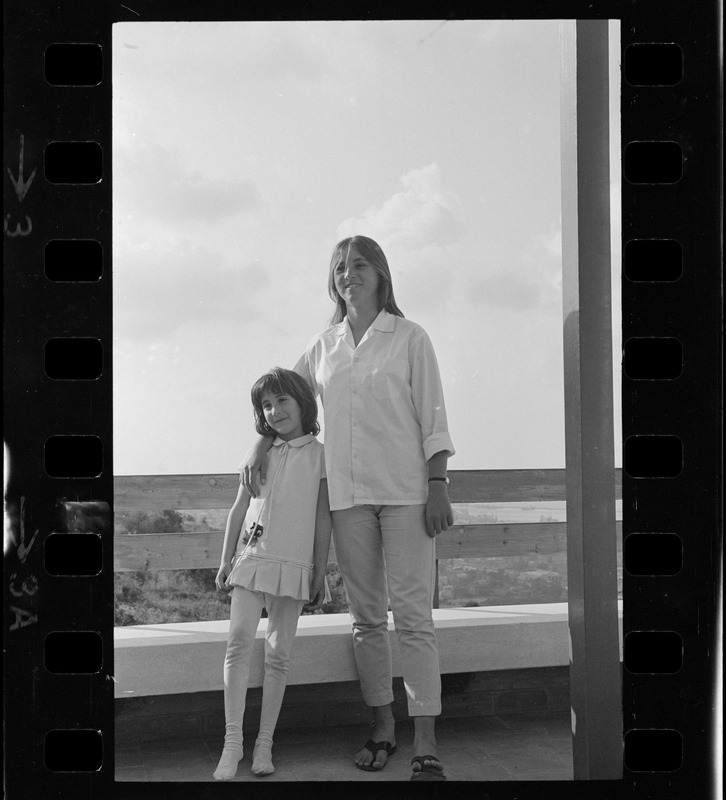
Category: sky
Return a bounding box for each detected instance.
[112,20,622,476]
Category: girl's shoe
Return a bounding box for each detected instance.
[213,744,244,781]
[251,738,275,776]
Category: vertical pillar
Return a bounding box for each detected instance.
[560,19,622,779]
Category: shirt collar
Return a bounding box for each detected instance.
[333,309,396,337]
[371,309,396,331]
[272,434,315,448]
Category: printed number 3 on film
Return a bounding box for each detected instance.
[5,134,36,239]
[9,497,40,631]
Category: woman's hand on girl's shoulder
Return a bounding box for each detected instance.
[240,448,269,498]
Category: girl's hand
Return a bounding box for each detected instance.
[304,573,326,612]
[215,562,233,591]
[240,446,269,498]
[425,482,453,537]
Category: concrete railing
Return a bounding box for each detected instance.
[113,468,622,577]
[113,469,623,704]
[114,603,624,699]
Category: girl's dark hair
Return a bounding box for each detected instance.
[250,367,320,437]
[327,235,405,325]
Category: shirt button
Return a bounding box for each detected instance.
[353,356,359,363]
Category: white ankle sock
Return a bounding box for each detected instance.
[251,737,275,776]
[213,743,244,781]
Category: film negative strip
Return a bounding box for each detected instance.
[619,14,721,794]
[4,5,114,798]
[3,2,721,799]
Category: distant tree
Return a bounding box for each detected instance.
[302,563,349,615]
[117,509,186,535]
[440,585,454,602]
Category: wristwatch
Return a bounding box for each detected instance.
[428,477,450,485]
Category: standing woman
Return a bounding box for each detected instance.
[242,235,454,781]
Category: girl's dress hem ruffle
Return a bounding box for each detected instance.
[227,555,313,601]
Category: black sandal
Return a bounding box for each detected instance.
[410,755,447,781]
[356,739,397,772]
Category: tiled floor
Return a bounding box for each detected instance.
[116,712,573,782]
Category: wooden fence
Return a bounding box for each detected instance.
[114,469,623,573]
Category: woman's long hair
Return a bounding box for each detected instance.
[327,235,405,325]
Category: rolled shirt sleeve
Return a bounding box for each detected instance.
[409,329,456,463]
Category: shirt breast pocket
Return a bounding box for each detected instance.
[370,357,410,401]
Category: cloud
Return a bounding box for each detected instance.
[462,224,563,312]
[334,164,564,316]
[113,239,269,340]
[337,163,464,248]
[115,141,260,227]
[519,227,562,306]
[115,22,332,102]
[474,20,507,43]
[465,271,543,310]
[182,24,331,89]
[335,164,466,314]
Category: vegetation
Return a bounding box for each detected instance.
[115,569,232,626]
[114,557,571,626]
[113,510,351,625]
[115,509,205,535]
[114,510,621,626]
[437,555,568,607]
[114,565,349,626]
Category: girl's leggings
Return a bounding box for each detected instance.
[223,586,305,750]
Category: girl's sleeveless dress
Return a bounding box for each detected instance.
[226,434,327,602]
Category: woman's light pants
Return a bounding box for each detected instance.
[222,587,304,749]
[331,504,442,717]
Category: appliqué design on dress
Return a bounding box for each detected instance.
[241,521,263,546]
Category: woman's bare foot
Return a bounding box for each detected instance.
[411,716,445,779]
[354,707,396,770]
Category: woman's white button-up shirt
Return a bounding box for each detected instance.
[293,310,455,511]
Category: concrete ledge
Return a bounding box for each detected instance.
[115,666,575,745]
[114,602,623,699]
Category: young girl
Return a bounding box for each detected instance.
[213,367,331,780]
